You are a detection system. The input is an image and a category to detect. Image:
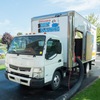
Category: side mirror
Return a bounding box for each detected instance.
[56,43,61,54]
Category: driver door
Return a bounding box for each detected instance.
[44,38,63,83]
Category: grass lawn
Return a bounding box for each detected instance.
[0,65,6,70]
[71,79,100,100]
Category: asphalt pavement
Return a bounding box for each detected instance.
[90,56,100,76]
[0,56,100,100]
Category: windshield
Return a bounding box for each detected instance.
[8,35,46,56]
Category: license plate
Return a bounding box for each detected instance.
[16,77,20,83]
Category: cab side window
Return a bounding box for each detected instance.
[47,39,61,58]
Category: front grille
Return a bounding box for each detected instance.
[10,64,31,72]
[10,65,18,70]
[11,72,29,78]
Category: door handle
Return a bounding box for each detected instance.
[58,59,61,62]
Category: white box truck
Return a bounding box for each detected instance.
[5,11,96,90]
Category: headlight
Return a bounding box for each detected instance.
[33,68,42,73]
[32,67,44,79]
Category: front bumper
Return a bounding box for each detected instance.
[5,71,44,88]
[30,78,44,87]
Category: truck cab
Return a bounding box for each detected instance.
[5,34,64,90]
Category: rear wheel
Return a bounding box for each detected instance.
[51,71,61,90]
[84,63,90,74]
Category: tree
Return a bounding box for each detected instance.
[17,32,23,36]
[2,32,13,45]
[97,27,100,43]
[86,13,99,27]
[86,13,100,43]
[0,38,2,43]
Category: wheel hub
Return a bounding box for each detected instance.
[53,75,60,87]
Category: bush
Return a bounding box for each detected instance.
[0,38,2,43]
[0,55,5,59]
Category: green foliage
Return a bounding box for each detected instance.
[71,79,100,100]
[86,13,100,43]
[17,32,23,36]
[0,38,2,43]
[97,27,100,43]
[86,13,99,27]
[0,55,5,59]
[0,65,5,70]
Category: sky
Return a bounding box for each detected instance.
[0,0,100,35]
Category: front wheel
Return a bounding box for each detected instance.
[51,71,61,90]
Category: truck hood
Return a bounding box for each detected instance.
[5,54,44,68]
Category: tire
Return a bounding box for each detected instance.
[84,63,90,74]
[51,71,61,90]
